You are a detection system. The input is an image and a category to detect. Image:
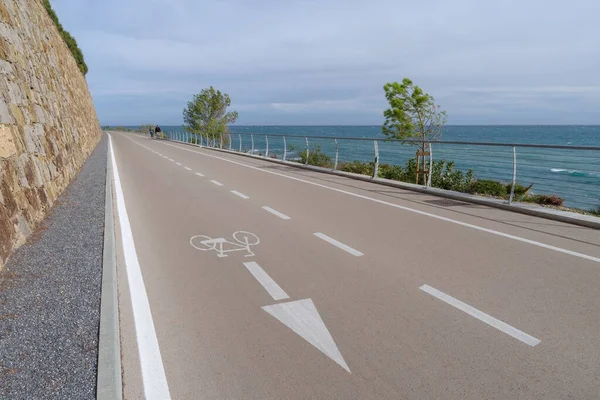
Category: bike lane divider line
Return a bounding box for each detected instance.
[184,167,192,171]
[210,180,224,186]
[262,206,291,220]
[108,135,171,399]
[243,261,289,301]
[419,284,541,346]
[313,233,363,257]
[195,172,205,177]
[231,190,250,199]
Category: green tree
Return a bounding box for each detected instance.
[183,87,238,146]
[382,78,447,183]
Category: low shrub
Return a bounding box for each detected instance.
[298,145,334,168]
[467,180,508,197]
[378,164,404,181]
[339,160,374,176]
[510,183,534,198]
[524,194,565,207]
[430,160,474,192]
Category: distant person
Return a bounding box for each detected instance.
[155,125,162,139]
[149,126,154,138]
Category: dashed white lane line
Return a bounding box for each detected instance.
[176,162,182,166]
[108,135,171,398]
[195,172,205,177]
[231,190,250,199]
[419,284,541,346]
[243,261,289,301]
[184,167,192,171]
[262,206,291,220]
[168,158,174,162]
[210,180,224,186]
[314,233,363,257]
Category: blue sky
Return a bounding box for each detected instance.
[51,0,600,125]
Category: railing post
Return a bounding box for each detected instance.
[305,137,309,165]
[239,134,242,152]
[265,135,269,158]
[283,137,287,161]
[220,133,223,149]
[251,135,254,154]
[372,140,379,178]
[427,143,433,188]
[334,139,339,170]
[508,146,517,204]
[228,134,232,151]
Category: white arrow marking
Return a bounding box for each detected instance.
[243,261,289,300]
[262,298,350,373]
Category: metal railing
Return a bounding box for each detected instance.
[165,130,600,212]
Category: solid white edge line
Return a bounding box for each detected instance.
[314,232,363,257]
[419,284,541,346]
[231,190,250,199]
[262,206,291,220]
[195,172,204,177]
[108,135,171,399]
[127,136,600,264]
[184,167,192,171]
[243,261,289,301]
[210,180,224,186]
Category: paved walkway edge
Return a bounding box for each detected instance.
[166,139,600,230]
[96,139,123,399]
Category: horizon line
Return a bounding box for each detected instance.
[103,124,600,127]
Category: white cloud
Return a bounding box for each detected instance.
[50,0,600,124]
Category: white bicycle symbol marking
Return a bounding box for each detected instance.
[189,231,260,258]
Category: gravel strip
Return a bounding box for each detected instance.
[0,135,107,399]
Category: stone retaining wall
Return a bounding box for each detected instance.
[0,0,101,269]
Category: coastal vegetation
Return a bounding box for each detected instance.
[383,78,447,184]
[42,0,88,75]
[292,146,569,208]
[183,87,238,146]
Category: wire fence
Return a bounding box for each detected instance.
[164,130,600,212]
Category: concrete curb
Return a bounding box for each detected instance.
[96,137,123,400]
[167,140,600,230]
